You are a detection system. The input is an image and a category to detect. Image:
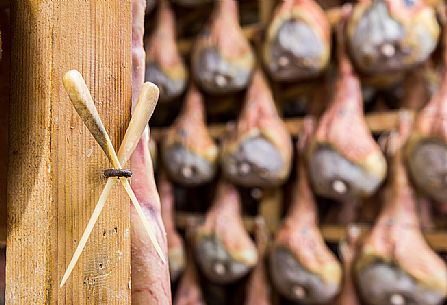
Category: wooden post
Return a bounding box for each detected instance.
[0,8,10,245]
[7,1,132,304]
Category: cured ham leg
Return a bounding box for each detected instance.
[159,171,186,281]
[337,226,361,305]
[145,0,187,103]
[130,0,171,304]
[193,181,257,284]
[309,6,387,201]
[406,19,447,203]
[174,241,207,305]
[347,0,439,74]
[221,69,292,188]
[244,219,272,305]
[162,84,218,186]
[270,118,342,304]
[191,0,255,94]
[355,112,447,305]
[263,0,331,82]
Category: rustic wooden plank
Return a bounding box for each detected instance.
[259,189,282,234]
[0,8,10,246]
[177,23,261,55]
[175,213,447,251]
[152,111,404,141]
[258,0,275,26]
[7,1,132,304]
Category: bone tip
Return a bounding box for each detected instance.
[390,294,405,305]
[181,166,193,178]
[214,262,226,275]
[381,43,396,58]
[215,74,227,87]
[239,162,250,175]
[347,224,361,239]
[278,56,290,67]
[332,179,347,194]
[293,286,306,299]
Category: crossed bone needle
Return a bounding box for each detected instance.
[60,70,164,288]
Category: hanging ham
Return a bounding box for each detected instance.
[406,21,447,203]
[174,247,207,305]
[337,226,362,305]
[159,171,186,281]
[130,0,171,304]
[355,112,447,305]
[263,0,331,82]
[308,6,387,201]
[144,0,187,103]
[221,69,292,188]
[162,84,218,186]
[347,0,439,74]
[244,219,272,305]
[193,181,257,284]
[191,0,255,94]
[270,117,342,304]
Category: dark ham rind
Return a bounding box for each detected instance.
[263,0,331,82]
[162,84,218,186]
[159,171,186,282]
[308,5,387,201]
[193,181,257,284]
[146,0,157,14]
[355,112,447,305]
[130,0,171,304]
[191,0,255,94]
[347,0,439,74]
[270,118,342,304]
[244,219,272,305]
[144,0,187,103]
[406,17,447,204]
[221,69,292,188]
[337,226,361,305]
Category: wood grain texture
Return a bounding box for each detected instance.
[7,1,132,304]
[0,9,10,245]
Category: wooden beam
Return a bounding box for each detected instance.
[175,213,447,252]
[152,111,404,141]
[7,1,132,304]
[0,8,10,246]
[177,23,261,55]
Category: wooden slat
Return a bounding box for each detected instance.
[7,1,132,304]
[152,110,404,140]
[177,23,261,55]
[0,8,10,246]
[175,212,447,252]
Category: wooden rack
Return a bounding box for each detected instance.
[152,110,404,140]
[151,0,447,256]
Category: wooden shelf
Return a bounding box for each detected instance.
[178,23,261,55]
[151,110,405,141]
[175,212,447,252]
